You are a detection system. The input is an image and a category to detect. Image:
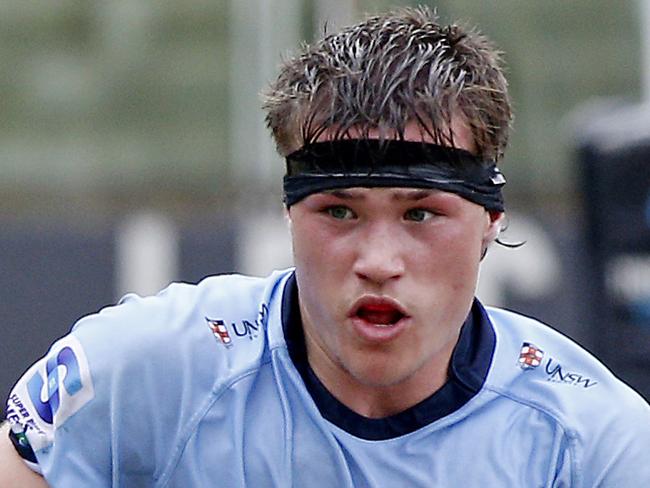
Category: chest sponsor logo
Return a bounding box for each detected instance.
[206,303,269,348]
[5,335,94,451]
[518,342,598,388]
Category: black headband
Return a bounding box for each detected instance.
[284,139,506,211]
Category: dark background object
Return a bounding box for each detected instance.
[577,103,650,399]
[0,214,237,418]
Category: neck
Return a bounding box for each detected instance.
[303,325,457,419]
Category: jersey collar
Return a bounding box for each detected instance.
[281,272,496,440]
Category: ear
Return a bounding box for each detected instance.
[284,206,294,232]
[482,211,504,247]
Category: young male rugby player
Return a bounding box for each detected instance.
[2,6,649,486]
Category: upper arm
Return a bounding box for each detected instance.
[0,423,48,488]
[581,393,650,486]
[3,288,212,484]
[3,280,237,485]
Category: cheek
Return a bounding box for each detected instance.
[290,219,351,302]
[291,216,355,266]
[410,222,484,282]
[291,218,329,266]
[291,221,351,337]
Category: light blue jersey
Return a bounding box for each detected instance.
[6,269,650,486]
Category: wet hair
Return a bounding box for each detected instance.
[263,6,512,162]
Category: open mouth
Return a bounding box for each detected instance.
[351,298,408,327]
[357,305,404,326]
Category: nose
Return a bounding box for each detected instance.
[352,222,405,285]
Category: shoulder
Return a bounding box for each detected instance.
[483,307,644,407]
[483,306,650,483]
[73,270,288,371]
[5,269,294,482]
[65,270,293,407]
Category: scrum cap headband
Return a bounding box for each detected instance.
[284,139,506,211]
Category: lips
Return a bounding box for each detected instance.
[348,296,410,342]
[356,303,405,326]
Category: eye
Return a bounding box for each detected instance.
[404,208,435,222]
[325,205,356,220]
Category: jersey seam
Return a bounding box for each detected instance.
[156,270,290,486]
[482,383,579,484]
[155,356,274,487]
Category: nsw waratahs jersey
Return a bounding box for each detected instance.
[5,269,650,486]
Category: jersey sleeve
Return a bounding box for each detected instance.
[5,272,281,486]
[5,330,108,483]
[4,282,224,486]
[485,307,650,485]
[578,390,650,486]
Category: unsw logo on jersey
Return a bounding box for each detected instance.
[206,318,233,347]
[5,335,94,452]
[518,342,544,369]
[517,341,598,389]
[206,303,269,348]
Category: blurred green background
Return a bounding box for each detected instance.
[0,0,642,218]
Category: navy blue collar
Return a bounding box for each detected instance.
[281,272,496,440]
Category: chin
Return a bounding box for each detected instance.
[347,359,413,389]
